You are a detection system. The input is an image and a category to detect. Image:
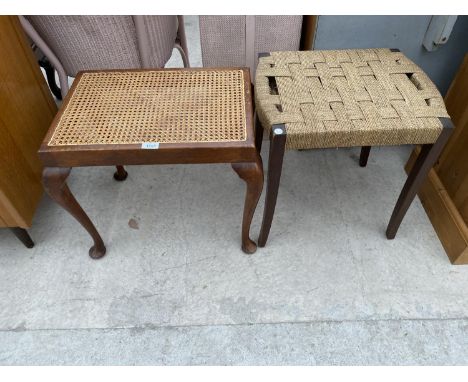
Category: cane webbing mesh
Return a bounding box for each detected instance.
[255,49,450,149]
[48,69,247,146]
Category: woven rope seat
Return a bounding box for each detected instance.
[48,69,247,146]
[255,48,450,149]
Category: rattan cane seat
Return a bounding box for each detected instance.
[255,48,450,149]
[48,69,247,146]
[38,67,263,257]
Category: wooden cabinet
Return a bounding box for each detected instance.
[0,16,57,243]
[406,55,468,264]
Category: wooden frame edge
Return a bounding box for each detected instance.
[406,146,468,265]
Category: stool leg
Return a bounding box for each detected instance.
[258,124,287,247]
[255,113,264,153]
[386,121,453,239]
[43,167,106,259]
[10,227,34,248]
[114,165,128,181]
[231,155,264,254]
[359,146,371,167]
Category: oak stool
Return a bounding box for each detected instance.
[254,48,453,246]
[39,68,263,258]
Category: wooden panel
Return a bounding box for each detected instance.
[406,149,468,264]
[0,119,38,227]
[0,16,57,228]
[437,55,468,222]
[406,54,468,264]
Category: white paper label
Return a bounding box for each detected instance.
[141,142,160,149]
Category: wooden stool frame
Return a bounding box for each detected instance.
[39,68,263,258]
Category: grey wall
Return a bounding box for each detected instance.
[314,15,468,95]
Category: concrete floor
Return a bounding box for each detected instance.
[1,16,468,365]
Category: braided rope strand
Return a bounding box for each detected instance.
[255,49,449,149]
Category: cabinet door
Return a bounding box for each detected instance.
[0,16,57,228]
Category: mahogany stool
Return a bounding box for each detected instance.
[254,48,453,247]
[39,68,263,258]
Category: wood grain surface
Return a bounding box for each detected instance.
[406,55,468,264]
[0,16,57,228]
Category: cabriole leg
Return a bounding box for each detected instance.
[42,167,106,259]
[114,165,128,181]
[232,155,264,254]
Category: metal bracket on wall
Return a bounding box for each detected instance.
[423,15,458,52]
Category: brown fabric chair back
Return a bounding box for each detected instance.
[26,15,177,77]
[200,16,303,77]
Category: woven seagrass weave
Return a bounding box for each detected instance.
[48,69,247,146]
[255,49,450,149]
